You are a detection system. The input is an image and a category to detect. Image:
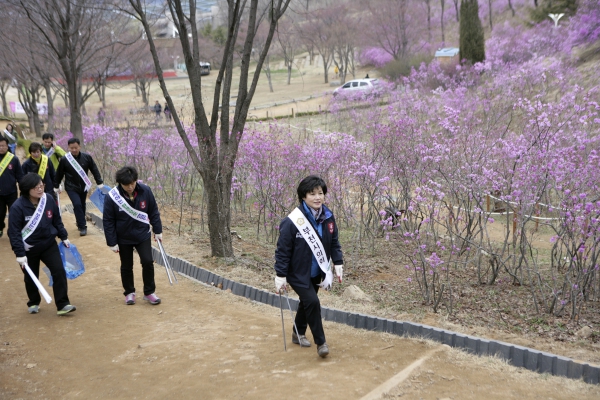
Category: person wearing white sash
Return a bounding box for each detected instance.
[8,173,76,315]
[274,176,344,358]
[41,133,66,171]
[103,166,163,306]
[2,123,18,154]
[0,137,24,238]
[54,137,103,236]
[22,142,57,201]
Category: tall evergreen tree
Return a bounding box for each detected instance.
[459,0,485,64]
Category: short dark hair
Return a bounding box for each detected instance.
[29,142,42,153]
[67,137,80,145]
[42,133,54,141]
[0,136,8,145]
[19,173,43,196]
[115,166,138,185]
[297,175,328,203]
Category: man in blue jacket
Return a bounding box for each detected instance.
[274,175,344,358]
[0,136,24,238]
[103,166,163,306]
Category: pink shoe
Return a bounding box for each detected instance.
[125,293,136,305]
[143,293,161,305]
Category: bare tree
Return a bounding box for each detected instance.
[277,16,299,85]
[125,0,292,257]
[12,0,136,140]
[296,6,336,84]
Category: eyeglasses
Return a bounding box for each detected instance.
[34,184,45,191]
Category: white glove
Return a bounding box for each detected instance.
[110,244,119,253]
[54,187,61,195]
[275,276,287,292]
[16,256,27,267]
[334,264,343,283]
[62,239,71,248]
[154,233,163,242]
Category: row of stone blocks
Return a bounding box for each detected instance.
[85,211,599,384]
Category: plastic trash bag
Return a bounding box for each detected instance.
[90,184,111,213]
[42,266,53,286]
[58,242,85,280]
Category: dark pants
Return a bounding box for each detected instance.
[23,243,70,310]
[66,190,87,229]
[119,238,156,296]
[290,276,326,346]
[0,192,18,231]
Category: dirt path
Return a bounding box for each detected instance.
[1,201,599,399]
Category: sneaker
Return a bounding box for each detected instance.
[57,305,76,315]
[125,293,136,305]
[28,305,39,314]
[292,332,311,347]
[143,293,161,305]
[317,343,329,358]
[79,228,87,236]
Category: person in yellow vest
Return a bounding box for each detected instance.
[41,133,66,171]
[0,136,24,238]
[22,142,57,201]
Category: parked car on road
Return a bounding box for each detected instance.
[333,78,380,96]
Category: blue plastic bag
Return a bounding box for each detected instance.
[90,184,111,213]
[58,242,86,280]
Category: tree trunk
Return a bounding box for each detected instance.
[508,0,515,16]
[323,55,329,84]
[441,0,446,44]
[44,80,54,133]
[488,0,493,30]
[425,0,432,42]
[454,0,460,21]
[0,81,9,117]
[287,63,292,85]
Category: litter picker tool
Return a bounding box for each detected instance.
[283,289,302,345]
[279,291,287,351]
[157,239,178,285]
[23,263,52,304]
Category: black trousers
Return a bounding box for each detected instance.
[0,192,18,231]
[290,276,326,346]
[23,243,70,310]
[119,238,156,296]
[66,190,87,229]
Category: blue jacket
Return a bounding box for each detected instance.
[22,157,56,197]
[274,203,344,289]
[8,194,68,257]
[103,183,162,246]
[0,152,24,196]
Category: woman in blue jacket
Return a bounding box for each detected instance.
[103,166,163,306]
[274,175,344,358]
[8,173,75,315]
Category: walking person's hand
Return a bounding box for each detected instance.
[110,244,119,253]
[16,256,27,269]
[275,276,287,293]
[154,233,163,242]
[334,264,343,283]
[62,239,71,248]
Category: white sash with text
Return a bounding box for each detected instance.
[65,152,92,192]
[21,193,47,251]
[288,207,333,289]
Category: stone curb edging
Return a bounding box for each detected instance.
[82,208,599,384]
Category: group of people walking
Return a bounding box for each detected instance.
[1,134,164,315]
[3,135,342,358]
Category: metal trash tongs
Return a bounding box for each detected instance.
[157,239,178,285]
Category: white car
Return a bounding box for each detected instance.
[333,78,379,96]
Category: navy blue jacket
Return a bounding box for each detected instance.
[103,183,162,246]
[0,152,24,196]
[8,194,68,257]
[54,151,103,193]
[274,204,344,289]
[22,157,56,197]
